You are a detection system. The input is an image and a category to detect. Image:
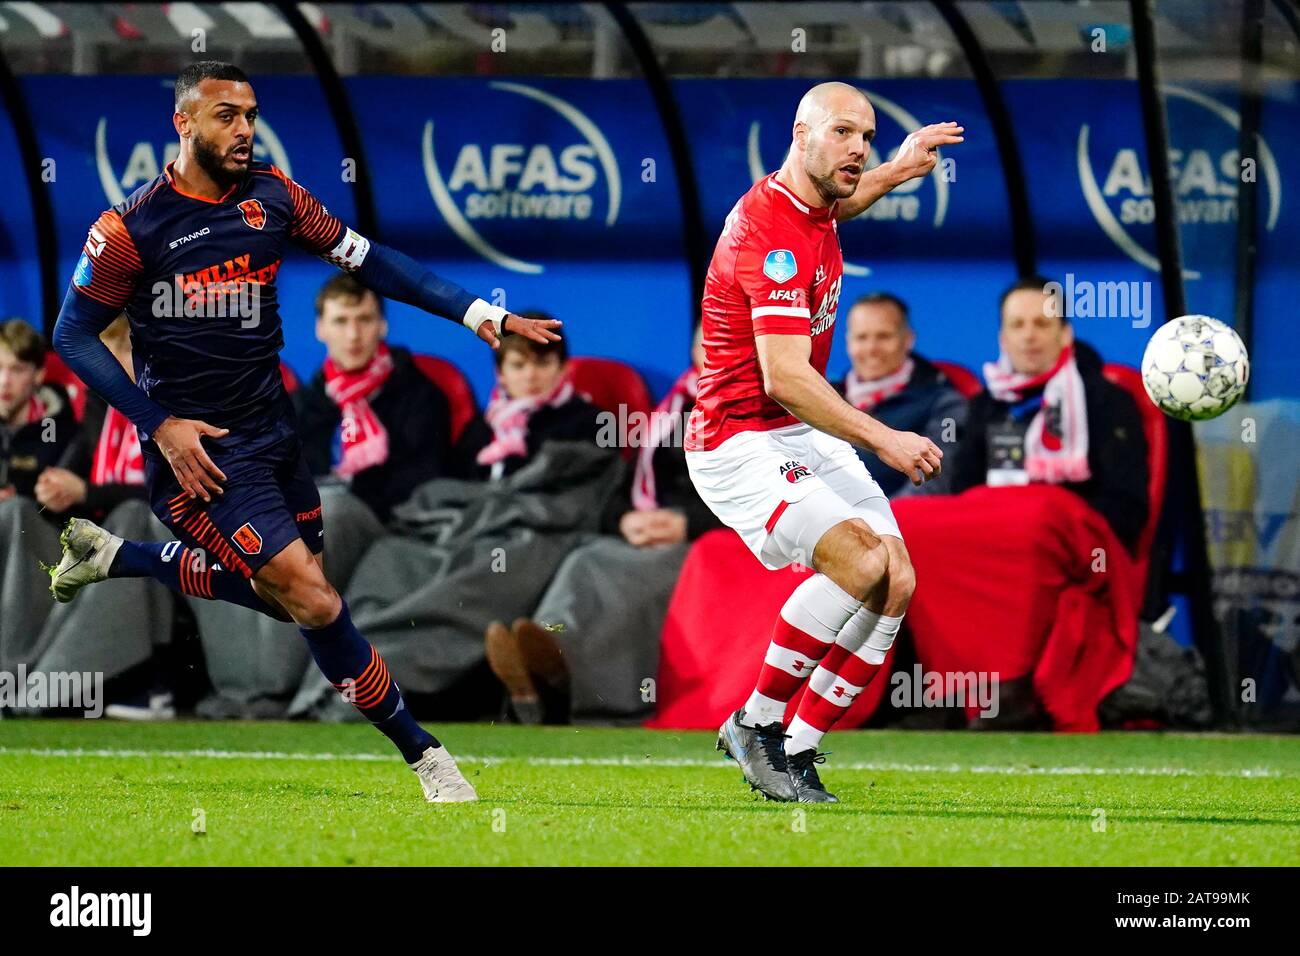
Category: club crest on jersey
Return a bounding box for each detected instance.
[232,522,263,555]
[238,199,266,231]
[780,460,813,483]
[763,249,797,283]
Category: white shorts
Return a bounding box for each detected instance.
[686,423,902,571]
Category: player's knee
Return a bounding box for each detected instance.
[888,552,917,606]
[842,534,890,602]
[292,587,342,629]
[277,571,341,629]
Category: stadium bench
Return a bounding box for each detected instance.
[567,356,654,460]
[1101,362,1167,593]
[930,359,983,399]
[411,352,479,445]
[42,352,87,421]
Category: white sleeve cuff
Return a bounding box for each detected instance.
[462,298,508,334]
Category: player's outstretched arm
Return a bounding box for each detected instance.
[54,288,228,502]
[756,332,943,486]
[276,168,563,349]
[836,121,965,222]
[351,241,562,350]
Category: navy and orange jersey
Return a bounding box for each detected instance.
[70,160,368,434]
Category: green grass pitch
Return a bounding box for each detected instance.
[1,720,1297,866]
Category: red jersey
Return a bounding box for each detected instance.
[685,173,844,452]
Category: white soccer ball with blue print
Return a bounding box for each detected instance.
[1140,315,1249,422]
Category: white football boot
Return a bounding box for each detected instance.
[410,744,479,803]
[47,518,124,603]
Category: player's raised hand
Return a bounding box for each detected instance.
[154,416,229,502]
[891,121,964,182]
[476,313,563,350]
[876,428,944,487]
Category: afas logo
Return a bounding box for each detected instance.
[94,114,291,205]
[1078,85,1280,279]
[780,461,813,483]
[422,82,620,274]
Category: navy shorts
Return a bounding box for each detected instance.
[145,415,324,579]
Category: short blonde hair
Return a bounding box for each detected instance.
[0,318,44,367]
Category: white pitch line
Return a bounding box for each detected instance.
[0,746,1287,779]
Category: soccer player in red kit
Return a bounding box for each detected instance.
[687,83,963,802]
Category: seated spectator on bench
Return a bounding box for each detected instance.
[486,326,723,725]
[295,274,453,522]
[949,276,1149,551]
[0,317,174,717]
[286,322,620,723]
[1,318,77,508]
[832,292,967,497]
[36,317,148,523]
[460,317,604,481]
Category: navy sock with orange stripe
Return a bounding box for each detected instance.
[110,539,285,618]
[300,602,438,764]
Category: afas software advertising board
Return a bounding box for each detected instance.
[4,75,1295,402]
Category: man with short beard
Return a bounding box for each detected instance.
[832,292,968,498]
[688,83,962,802]
[50,61,564,804]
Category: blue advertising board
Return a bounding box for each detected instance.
[0,105,41,325]
[1,75,1294,403]
[344,76,693,400]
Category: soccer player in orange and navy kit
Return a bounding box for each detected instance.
[49,62,561,803]
[689,83,963,802]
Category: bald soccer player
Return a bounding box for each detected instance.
[688,83,963,802]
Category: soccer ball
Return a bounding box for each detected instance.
[1140,315,1249,422]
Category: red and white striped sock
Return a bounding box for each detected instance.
[786,611,903,754]
[741,574,862,727]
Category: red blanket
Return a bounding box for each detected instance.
[648,530,892,730]
[894,485,1140,731]
[649,485,1139,733]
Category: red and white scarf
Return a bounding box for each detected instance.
[632,367,699,511]
[476,374,576,468]
[324,344,395,478]
[982,344,1091,484]
[91,406,145,486]
[843,358,915,411]
[14,393,46,427]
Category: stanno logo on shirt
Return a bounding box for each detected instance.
[168,226,211,250]
[85,225,108,257]
[779,460,813,483]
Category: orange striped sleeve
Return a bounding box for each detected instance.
[266,164,344,255]
[73,210,143,309]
